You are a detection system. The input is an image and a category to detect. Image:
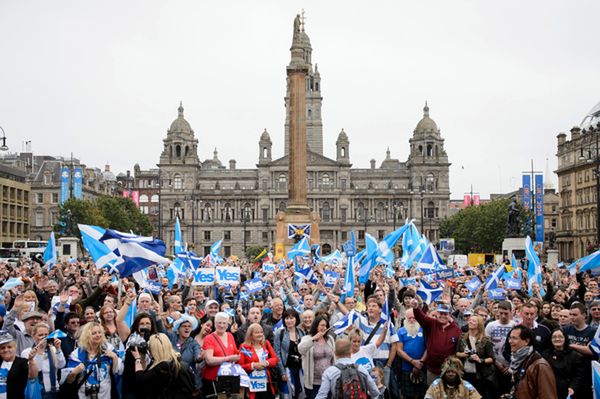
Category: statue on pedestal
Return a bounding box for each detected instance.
[506,199,520,237]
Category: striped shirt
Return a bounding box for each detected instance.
[356,315,398,360]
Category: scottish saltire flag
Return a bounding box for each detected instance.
[209,240,223,265]
[177,250,203,270]
[47,330,67,340]
[376,224,410,266]
[78,224,120,273]
[333,310,360,335]
[174,217,183,255]
[125,299,137,328]
[273,319,283,332]
[287,236,311,260]
[356,233,379,284]
[295,263,318,284]
[407,235,429,267]
[43,232,57,270]
[99,229,171,277]
[342,254,355,298]
[465,277,482,292]
[416,243,443,271]
[525,236,545,295]
[417,280,443,304]
[484,264,505,290]
[321,249,343,266]
[167,262,185,288]
[287,224,311,239]
[577,249,600,274]
[1,277,23,291]
[591,325,600,357]
[311,244,321,262]
[593,360,600,399]
[380,298,390,322]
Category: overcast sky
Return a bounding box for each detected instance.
[1,1,599,198]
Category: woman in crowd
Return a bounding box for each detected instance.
[0,331,28,399]
[194,317,214,348]
[132,333,190,399]
[348,322,388,374]
[22,323,65,398]
[456,314,495,399]
[239,323,279,399]
[83,307,98,324]
[298,315,335,399]
[168,314,201,391]
[274,308,304,399]
[542,328,584,399]
[65,322,122,399]
[201,311,240,398]
[98,305,124,351]
[121,313,159,399]
[299,310,314,335]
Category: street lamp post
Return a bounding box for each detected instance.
[579,123,600,246]
[420,190,425,234]
[0,126,8,151]
[187,197,196,249]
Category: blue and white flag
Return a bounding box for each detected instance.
[416,243,443,271]
[592,360,600,399]
[311,244,321,262]
[99,229,171,277]
[484,264,505,290]
[321,250,342,266]
[78,224,120,273]
[356,234,379,284]
[465,277,482,292]
[525,236,544,295]
[43,232,57,270]
[323,271,340,289]
[176,250,203,271]
[332,310,359,335]
[417,280,443,304]
[505,278,522,290]
[287,236,311,260]
[209,240,223,265]
[590,325,600,357]
[295,263,318,285]
[273,319,283,332]
[124,299,137,328]
[342,255,355,297]
[488,288,506,300]
[376,224,410,266]
[1,277,23,292]
[174,217,183,255]
[47,330,67,340]
[288,224,312,239]
[577,249,600,275]
[399,277,418,288]
[380,297,390,322]
[244,278,264,294]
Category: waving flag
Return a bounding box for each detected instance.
[333,310,360,335]
[590,325,600,357]
[47,330,67,340]
[407,235,429,267]
[416,243,443,271]
[484,264,505,290]
[342,254,355,298]
[79,224,120,272]
[417,280,443,304]
[312,244,321,263]
[174,217,183,255]
[376,224,410,266]
[577,249,600,274]
[43,232,57,270]
[525,236,544,295]
[208,240,223,265]
[321,249,342,266]
[287,236,311,260]
[295,262,318,285]
[99,229,171,277]
[176,250,203,271]
[356,233,379,284]
[593,360,600,399]
[380,297,390,322]
[1,277,23,291]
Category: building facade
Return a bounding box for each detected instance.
[0,164,30,247]
[152,18,451,257]
[556,102,600,260]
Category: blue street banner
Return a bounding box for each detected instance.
[244,278,264,294]
[535,174,544,241]
[60,166,70,204]
[73,167,83,199]
[522,174,531,210]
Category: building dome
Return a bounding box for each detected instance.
[414,102,439,133]
[169,102,193,134]
[581,101,600,130]
[260,128,271,141]
[336,128,348,142]
[103,164,116,182]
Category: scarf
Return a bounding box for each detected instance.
[509,345,533,375]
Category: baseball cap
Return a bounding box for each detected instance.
[0,330,14,345]
[205,299,219,308]
[436,304,451,313]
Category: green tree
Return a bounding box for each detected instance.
[246,245,267,260]
[440,199,532,253]
[56,198,108,237]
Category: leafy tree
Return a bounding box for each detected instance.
[56,196,153,238]
[246,245,267,260]
[440,199,532,253]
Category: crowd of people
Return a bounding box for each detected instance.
[0,250,598,399]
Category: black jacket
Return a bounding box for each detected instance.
[7,356,28,399]
[542,348,585,399]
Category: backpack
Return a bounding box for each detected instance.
[333,364,368,399]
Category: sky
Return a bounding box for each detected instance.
[1,1,599,198]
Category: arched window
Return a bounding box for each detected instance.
[175,145,181,158]
[223,202,233,221]
[307,109,312,119]
[173,174,183,190]
[278,173,287,190]
[321,202,331,222]
[376,202,386,222]
[203,203,212,221]
[185,146,189,157]
[174,202,182,219]
[262,147,268,158]
[426,144,433,157]
[139,194,149,203]
[279,201,286,212]
[279,173,287,183]
[341,147,345,157]
[356,201,365,221]
[418,145,423,155]
[150,194,159,203]
[426,201,435,219]
[243,203,253,221]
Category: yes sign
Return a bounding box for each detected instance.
[193,268,215,286]
[216,267,240,285]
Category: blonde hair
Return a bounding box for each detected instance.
[244,323,265,346]
[347,329,363,341]
[469,315,485,340]
[31,323,49,337]
[77,322,107,352]
[148,333,180,374]
[371,366,384,387]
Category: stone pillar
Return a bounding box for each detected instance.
[287,68,309,210]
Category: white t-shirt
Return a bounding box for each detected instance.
[484,319,516,365]
[22,346,66,392]
[351,343,379,374]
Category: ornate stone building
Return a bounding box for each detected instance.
[556,101,600,260]
[154,19,451,256]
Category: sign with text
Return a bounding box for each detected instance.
[262,263,275,274]
[465,277,482,292]
[216,266,241,285]
[505,278,521,290]
[488,288,505,300]
[193,268,215,286]
[244,278,264,294]
[323,271,340,288]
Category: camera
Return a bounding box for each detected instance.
[130,340,148,355]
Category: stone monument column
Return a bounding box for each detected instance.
[275,14,320,260]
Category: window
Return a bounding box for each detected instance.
[358,231,365,240]
[378,230,385,240]
[51,193,59,204]
[278,202,286,212]
[43,173,52,185]
[244,231,251,242]
[262,208,268,222]
[341,179,347,190]
[262,232,268,242]
[204,231,211,241]
[426,201,435,218]
[376,202,385,222]
[173,174,183,190]
[140,206,149,214]
[203,246,211,257]
[203,203,212,221]
[321,202,331,222]
[224,231,231,241]
[341,208,347,222]
[551,218,557,228]
[36,193,43,204]
[139,195,149,203]
[224,246,231,258]
[151,194,159,203]
[223,203,233,221]
[341,231,347,241]
[35,211,44,227]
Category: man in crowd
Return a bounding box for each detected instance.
[397,308,426,399]
[564,302,595,398]
[484,300,515,395]
[410,299,461,385]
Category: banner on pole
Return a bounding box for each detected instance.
[522,175,531,210]
[60,166,70,204]
[535,174,544,241]
[73,168,83,199]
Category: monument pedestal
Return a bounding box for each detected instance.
[546,249,559,268]
[502,237,526,260]
[275,208,320,261]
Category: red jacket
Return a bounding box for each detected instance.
[414,306,461,374]
[238,340,279,399]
